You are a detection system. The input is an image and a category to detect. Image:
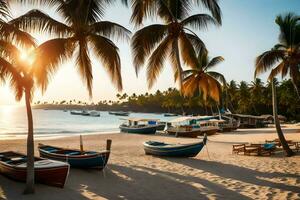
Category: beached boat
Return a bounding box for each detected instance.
[143,135,207,157]
[0,151,69,188]
[119,118,159,134]
[38,144,110,169]
[166,116,219,138]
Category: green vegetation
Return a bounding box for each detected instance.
[35,78,300,121]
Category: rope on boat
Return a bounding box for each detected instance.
[101,154,106,178]
[205,140,211,160]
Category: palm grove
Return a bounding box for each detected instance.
[0,0,299,194]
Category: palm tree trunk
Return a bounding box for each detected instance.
[23,88,35,194]
[271,79,294,157]
[174,40,183,91]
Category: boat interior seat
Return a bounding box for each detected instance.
[65,152,81,156]
[6,157,27,164]
[43,147,59,153]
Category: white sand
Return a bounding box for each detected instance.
[0,125,299,200]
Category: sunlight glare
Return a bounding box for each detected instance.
[19,50,34,65]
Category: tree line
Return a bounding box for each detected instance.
[35,78,300,121]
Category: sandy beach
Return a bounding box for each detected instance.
[0,126,299,200]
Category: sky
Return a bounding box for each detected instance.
[1,0,300,105]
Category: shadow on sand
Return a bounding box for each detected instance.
[0,156,299,200]
[154,157,300,193]
[0,164,247,200]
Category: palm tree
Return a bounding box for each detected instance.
[131,0,221,89]
[182,48,226,103]
[255,13,298,157]
[0,32,60,193]
[255,13,300,97]
[11,0,131,97]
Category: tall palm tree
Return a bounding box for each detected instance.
[255,13,298,157]
[255,13,300,98]
[11,0,131,97]
[131,0,221,90]
[182,48,226,103]
[0,32,61,193]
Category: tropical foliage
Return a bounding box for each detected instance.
[131,0,221,89]
[35,79,300,121]
[12,0,131,96]
[182,48,226,102]
[255,12,300,97]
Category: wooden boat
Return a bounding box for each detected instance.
[167,126,202,138]
[38,144,110,169]
[119,118,159,134]
[166,116,219,138]
[143,135,207,157]
[0,151,69,188]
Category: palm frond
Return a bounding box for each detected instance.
[89,34,122,91]
[131,24,168,75]
[182,73,199,97]
[76,38,93,97]
[181,14,217,30]
[0,39,21,61]
[0,21,36,48]
[185,32,206,55]
[0,0,10,20]
[194,0,222,25]
[275,13,300,46]
[179,32,198,68]
[57,0,107,25]
[204,56,224,70]
[0,57,23,101]
[267,62,286,81]
[146,36,172,89]
[33,38,74,93]
[90,21,131,41]
[10,9,72,37]
[130,0,157,26]
[255,49,285,77]
[207,71,226,86]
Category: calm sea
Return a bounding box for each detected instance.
[0,106,177,139]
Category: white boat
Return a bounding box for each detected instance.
[89,111,100,117]
[166,116,219,138]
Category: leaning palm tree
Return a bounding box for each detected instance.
[131,0,221,90]
[182,48,226,103]
[255,13,299,157]
[11,0,131,97]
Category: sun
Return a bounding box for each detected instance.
[19,50,35,65]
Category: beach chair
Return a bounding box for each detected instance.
[232,144,246,154]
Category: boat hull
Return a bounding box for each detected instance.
[143,139,206,157]
[167,130,201,138]
[38,145,110,169]
[0,152,69,188]
[119,125,157,134]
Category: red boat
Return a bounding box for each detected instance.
[0,151,69,188]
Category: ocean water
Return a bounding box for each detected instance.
[0,106,177,138]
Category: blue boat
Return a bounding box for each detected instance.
[143,135,207,157]
[38,144,110,169]
[119,118,160,134]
